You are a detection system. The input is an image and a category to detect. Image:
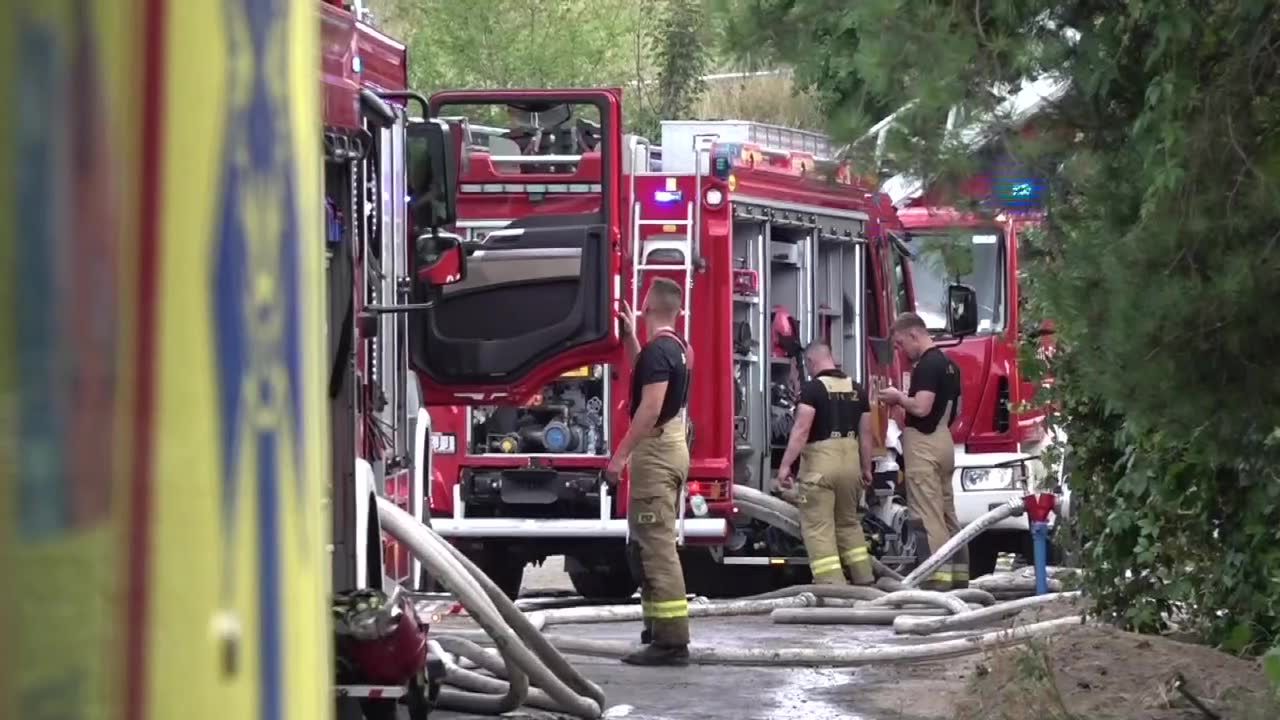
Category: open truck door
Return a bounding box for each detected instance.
[411,89,624,404]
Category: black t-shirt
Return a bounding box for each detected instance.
[629,336,690,424]
[798,369,870,444]
[906,347,961,433]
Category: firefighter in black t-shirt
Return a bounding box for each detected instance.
[773,342,877,585]
[605,277,692,667]
[880,312,967,590]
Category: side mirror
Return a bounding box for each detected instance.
[946,283,979,337]
[407,118,457,233]
[416,231,466,287]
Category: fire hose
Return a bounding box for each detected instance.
[377,498,605,718]
[900,498,1027,588]
[732,484,906,581]
[379,494,1083,717]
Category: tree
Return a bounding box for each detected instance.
[718,0,1280,655]
[695,72,826,131]
[375,0,644,95]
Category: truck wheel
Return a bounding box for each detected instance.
[680,548,773,598]
[899,523,930,576]
[469,549,525,599]
[568,564,636,600]
[357,699,397,720]
[967,535,999,578]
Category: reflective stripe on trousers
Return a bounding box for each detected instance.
[627,419,691,645]
[796,437,875,585]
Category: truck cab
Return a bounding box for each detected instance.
[889,176,1067,575]
[410,91,691,597]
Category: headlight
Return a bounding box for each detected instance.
[704,187,725,208]
[960,465,1025,491]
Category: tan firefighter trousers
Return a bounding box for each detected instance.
[795,437,876,585]
[903,404,968,589]
[626,418,691,647]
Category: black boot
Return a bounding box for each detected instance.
[621,644,689,667]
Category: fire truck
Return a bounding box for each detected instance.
[423,112,979,598]
[875,80,1072,575]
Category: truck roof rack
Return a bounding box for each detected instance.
[655,120,872,186]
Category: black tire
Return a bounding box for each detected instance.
[568,564,637,600]
[679,548,775,598]
[967,534,999,578]
[468,548,525,600]
[357,699,397,720]
[406,674,431,720]
[900,522,930,575]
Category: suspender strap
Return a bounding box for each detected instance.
[650,328,693,418]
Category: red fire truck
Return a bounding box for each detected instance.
[422,111,977,598]
[876,82,1072,575]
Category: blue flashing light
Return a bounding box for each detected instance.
[993,177,1046,209]
[654,190,683,204]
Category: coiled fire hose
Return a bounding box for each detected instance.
[732,485,907,581]
[379,494,1083,717]
[377,498,604,718]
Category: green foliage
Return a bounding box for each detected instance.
[719,0,1280,655]
[376,0,820,136]
[648,0,712,130]
[375,0,646,131]
[695,73,826,131]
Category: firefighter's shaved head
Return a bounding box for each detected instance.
[892,312,929,336]
[892,312,933,360]
[644,278,683,322]
[804,341,832,361]
[804,341,836,373]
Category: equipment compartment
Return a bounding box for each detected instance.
[467,365,609,456]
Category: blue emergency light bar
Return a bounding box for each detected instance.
[653,190,683,204]
[993,177,1046,209]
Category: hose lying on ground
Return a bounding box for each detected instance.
[383,496,1087,713]
[771,607,963,625]
[378,498,604,719]
[868,590,970,615]
[900,499,1026,588]
[487,615,1085,667]
[429,640,567,714]
[733,485,904,581]
[737,584,887,602]
[893,591,1083,636]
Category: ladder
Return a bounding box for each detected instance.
[626,134,715,546]
[630,198,694,346]
[627,133,716,347]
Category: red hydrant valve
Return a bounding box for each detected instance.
[1023,493,1057,523]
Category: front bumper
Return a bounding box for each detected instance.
[434,480,729,541]
[950,448,1070,532]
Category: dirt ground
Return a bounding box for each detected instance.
[956,626,1278,720]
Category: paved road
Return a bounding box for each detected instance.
[427,557,966,720]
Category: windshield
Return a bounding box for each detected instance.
[910,230,1006,334]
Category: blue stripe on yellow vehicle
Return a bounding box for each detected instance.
[2,2,327,720]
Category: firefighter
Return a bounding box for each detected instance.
[880,312,968,590]
[606,277,692,666]
[773,342,876,585]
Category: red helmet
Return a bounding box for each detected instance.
[770,306,801,358]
